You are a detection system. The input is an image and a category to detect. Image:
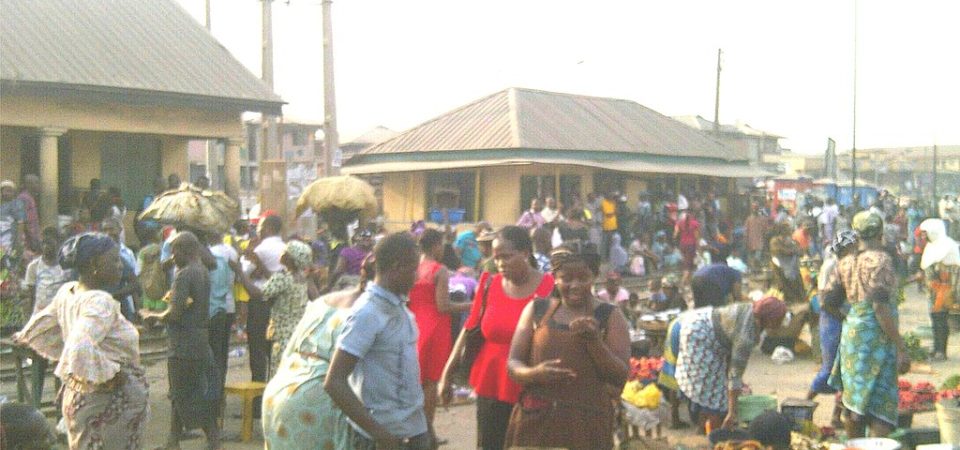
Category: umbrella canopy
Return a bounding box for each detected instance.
[295,175,378,221]
[138,183,240,234]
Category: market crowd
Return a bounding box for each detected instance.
[1,173,958,449]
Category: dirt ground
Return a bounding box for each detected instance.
[136,283,955,449]
[3,283,955,449]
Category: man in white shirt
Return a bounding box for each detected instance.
[540,197,561,226]
[248,214,284,384]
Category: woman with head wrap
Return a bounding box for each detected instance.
[262,254,377,449]
[674,296,788,433]
[807,230,859,427]
[13,233,149,449]
[504,240,631,450]
[918,218,959,360]
[329,230,374,290]
[234,239,314,375]
[825,212,911,438]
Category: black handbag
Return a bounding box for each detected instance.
[459,274,493,371]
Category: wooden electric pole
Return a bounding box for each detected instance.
[204,0,219,188]
[322,0,340,176]
[713,48,721,137]
[932,144,938,207]
[851,0,858,205]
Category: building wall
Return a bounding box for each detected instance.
[0,94,243,139]
[68,130,102,189]
[380,164,598,230]
[0,126,26,182]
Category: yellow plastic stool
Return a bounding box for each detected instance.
[224,381,266,442]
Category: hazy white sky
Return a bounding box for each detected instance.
[175,0,959,155]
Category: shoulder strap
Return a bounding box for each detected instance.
[593,302,615,330]
[533,297,561,329]
[476,273,494,322]
[532,297,551,325]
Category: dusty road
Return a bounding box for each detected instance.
[2,284,955,449]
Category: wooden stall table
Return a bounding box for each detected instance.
[637,318,668,358]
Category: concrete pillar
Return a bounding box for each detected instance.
[224,137,243,200]
[39,127,67,228]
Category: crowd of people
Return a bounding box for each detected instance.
[1,173,958,449]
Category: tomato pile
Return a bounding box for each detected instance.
[898,380,937,412]
[629,357,663,383]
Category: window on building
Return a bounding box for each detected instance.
[593,171,625,196]
[559,175,582,210]
[246,126,258,162]
[426,171,475,222]
[520,175,556,214]
[189,164,206,186]
[291,130,306,146]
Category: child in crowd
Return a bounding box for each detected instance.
[23,227,71,317]
[647,277,666,310]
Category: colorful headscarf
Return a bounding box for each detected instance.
[59,232,116,271]
[829,230,859,255]
[852,211,883,239]
[283,240,313,271]
[752,296,787,326]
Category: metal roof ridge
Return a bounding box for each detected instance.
[358,88,511,155]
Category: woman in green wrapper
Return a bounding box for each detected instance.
[825,211,911,438]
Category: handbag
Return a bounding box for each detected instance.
[458,274,493,372]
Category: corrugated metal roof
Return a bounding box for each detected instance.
[358,88,746,161]
[0,0,282,111]
[342,157,772,178]
[673,115,784,139]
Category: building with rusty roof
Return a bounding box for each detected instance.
[0,0,283,236]
[343,87,767,228]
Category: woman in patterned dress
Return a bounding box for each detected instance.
[674,297,787,433]
[262,255,375,450]
[14,233,149,449]
[826,212,911,438]
[234,240,313,376]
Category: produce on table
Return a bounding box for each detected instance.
[628,357,663,382]
[901,332,929,362]
[941,374,960,391]
[897,379,938,412]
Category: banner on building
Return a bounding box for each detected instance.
[824,138,837,180]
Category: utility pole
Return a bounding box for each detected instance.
[261,0,276,162]
[259,0,286,221]
[713,48,722,138]
[932,144,938,208]
[850,0,858,206]
[322,0,340,176]
[204,0,219,189]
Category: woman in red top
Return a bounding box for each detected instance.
[410,229,472,429]
[439,226,555,450]
[674,210,701,286]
